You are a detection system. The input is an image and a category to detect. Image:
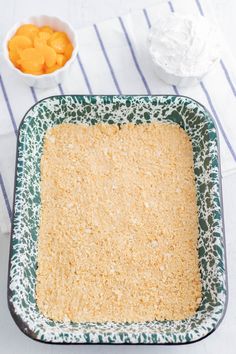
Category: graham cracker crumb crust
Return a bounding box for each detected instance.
[36,123,202,322]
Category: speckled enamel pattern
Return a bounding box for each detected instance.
[8,95,227,344]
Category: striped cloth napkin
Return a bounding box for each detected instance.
[1,0,236,234]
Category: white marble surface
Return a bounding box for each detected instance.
[0,0,235,353]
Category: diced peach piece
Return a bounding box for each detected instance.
[56,53,67,67]
[16,24,39,40]
[64,43,73,59]
[48,32,69,53]
[40,45,57,68]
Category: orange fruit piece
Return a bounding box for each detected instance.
[21,67,44,75]
[8,36,32,67]
[64,43,73,59]
[9,49,21,67]
[39,31,51,41]
[48,32,69,54]
[45,64,61,74]
[18,47,44,74]
[39,45,57,68]
[8,35,32,51]
[56,53,67,67]
[19,47,44,62]
[16,24,39,40]
[34,31,51,48]
[40,26,54,35]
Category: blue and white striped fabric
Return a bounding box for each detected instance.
[1,0,236,233]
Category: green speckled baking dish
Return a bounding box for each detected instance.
[8,95,227,344]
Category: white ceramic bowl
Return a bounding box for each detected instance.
[148,13,221,88]
[3,15,78,89]
[149,61,205,87]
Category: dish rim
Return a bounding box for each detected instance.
[8,94,228,345]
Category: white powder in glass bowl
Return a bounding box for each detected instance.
[148,13,221,87]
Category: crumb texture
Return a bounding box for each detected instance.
[36,123,201,322]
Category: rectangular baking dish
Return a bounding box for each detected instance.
[8,95,227,344]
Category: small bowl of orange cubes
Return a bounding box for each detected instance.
[3,15,78,89]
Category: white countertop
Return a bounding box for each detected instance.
[0,1,235,353]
